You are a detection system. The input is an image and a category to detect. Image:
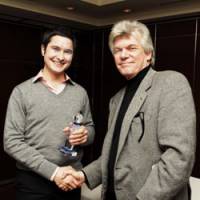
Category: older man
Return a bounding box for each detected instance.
[71,20,196,200]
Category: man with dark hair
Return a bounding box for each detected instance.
[3,27,95,200]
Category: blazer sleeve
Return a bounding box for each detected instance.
[82,156,102,189]
[137,72,196,200]
[82,95,117,189]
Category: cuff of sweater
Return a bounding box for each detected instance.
[50,167,60,181]
[37,160,58,180]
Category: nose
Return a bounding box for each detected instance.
[120,49,129,59]
[57,51,65,60]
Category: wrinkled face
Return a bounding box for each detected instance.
[41,35,73,74]
[112,33,152,80]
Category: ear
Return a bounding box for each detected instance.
[146,51,152,64]
[147,51,152,59]
[41,45,45,56]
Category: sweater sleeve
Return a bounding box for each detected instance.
[3,87,58,180]
[81,91,95,146]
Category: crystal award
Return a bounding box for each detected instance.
[59,113,83,157]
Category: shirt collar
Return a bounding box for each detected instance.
[32,70,75,85]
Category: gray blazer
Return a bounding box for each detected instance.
[83,68,196,200]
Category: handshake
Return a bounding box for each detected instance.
[53,166,85,191]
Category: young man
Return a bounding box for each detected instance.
[4,27,95,200]
[71,20,196,200]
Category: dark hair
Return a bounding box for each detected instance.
[41,26,76,50]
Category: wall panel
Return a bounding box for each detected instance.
[193,19,200,177]
[155,19,196,87]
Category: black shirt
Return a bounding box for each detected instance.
[106,66,150,200]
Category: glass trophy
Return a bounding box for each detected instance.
[59,113,83,157]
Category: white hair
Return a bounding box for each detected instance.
[109,20,155,66]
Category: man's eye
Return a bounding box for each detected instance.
[52,47,59,51]
[113,49,121,54]
[129,47,137,51]
[64,49,73,54]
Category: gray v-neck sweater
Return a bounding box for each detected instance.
[4,78,94,180]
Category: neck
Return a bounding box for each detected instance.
[125,65,150,80]
[127,65,150,82]
[43,67,65,84]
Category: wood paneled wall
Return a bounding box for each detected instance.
[1,15,200,198]
[0,22,42,183]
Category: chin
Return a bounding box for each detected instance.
[124,72,136,79]
[120,70,132,77]
[52,69,65,74]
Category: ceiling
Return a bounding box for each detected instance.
[0,0,199,29]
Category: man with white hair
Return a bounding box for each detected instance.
[70,20,196,200]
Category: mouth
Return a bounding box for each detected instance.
[53,61,65,68]
[120,63,132,67]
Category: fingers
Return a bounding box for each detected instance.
[63,174,80,189]
[68,126,88,145]
[54,167,74,190]
[73,171,85,186]
[63,125,72,136]
[60,166,74,179]
[54,166,85,191]
[64,171,85,189]
[57,173,83,191]
[63,125,89,145]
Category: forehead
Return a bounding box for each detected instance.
[48,35,73,48]
[113,33,142,47]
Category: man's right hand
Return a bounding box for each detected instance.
[53,166,85,191]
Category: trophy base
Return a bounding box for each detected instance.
[59,146,77,157]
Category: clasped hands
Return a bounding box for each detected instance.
[54,166,85,191]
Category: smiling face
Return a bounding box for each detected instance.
[112,33,152,80]
[41,35,73,76]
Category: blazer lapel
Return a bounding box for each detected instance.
[103,89,125,157]
[115,68,156,162]
[102,88,125,175]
